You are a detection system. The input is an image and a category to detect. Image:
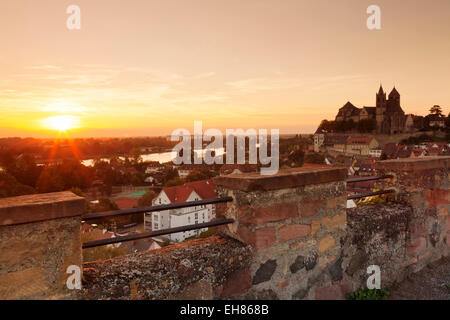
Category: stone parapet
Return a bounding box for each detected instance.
[0,191,85,299]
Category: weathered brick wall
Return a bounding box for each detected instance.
[339,157,449,292]
[0,192,85,299]
[214,167,350,299]
[374,157,450,273]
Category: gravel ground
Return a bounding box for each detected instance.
[389,256,450,300]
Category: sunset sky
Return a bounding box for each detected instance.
[0,0,449,138]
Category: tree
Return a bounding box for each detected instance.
[184,169,216,183]
[304,153,325,164]
[286,147,305,167]
[162,167,179,185]
[137,191,157,207]
[0,171,36,198]
[357,119,376,133]
[429,105,443,116]
[164,177,185,187]
[88,198,119,213]
[36,166,65,193]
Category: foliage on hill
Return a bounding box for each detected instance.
[0,171,36,198]
[318,118,376,133]
[400,133,448,145]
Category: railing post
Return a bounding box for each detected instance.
[214,167,349,299]
[0,192,85,299]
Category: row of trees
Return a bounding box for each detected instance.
[0,136,177,160]
[0,153,152,198]
[318,106,449,134]
[318,119,377,134]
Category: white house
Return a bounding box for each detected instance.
[144,179,216,242]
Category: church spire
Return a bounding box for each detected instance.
[389,86,400,98]
[378,84,384,94]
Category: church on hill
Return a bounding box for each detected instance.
[335,85,412,134]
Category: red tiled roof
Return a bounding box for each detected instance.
[163,179,216,204]
[114,197,138,210]
[302,163,331,168]
[347,137,373,145]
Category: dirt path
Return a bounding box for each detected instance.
[389,256,450,300]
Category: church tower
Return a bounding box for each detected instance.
[376,85,387,133]
[388,87,400,110]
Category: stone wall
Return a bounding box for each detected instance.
[214,167,350,300]
[337,157,449,292]
[0,192,85,299]
[82,236,252,300]
[374,157,450,274]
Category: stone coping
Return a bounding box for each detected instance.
[214,167,347,192]
[375,156,450,172]
[0,191,85,226]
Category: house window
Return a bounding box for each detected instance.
[153,223,159,229]
[188,217,191,224]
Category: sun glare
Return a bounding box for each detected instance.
[42,115,80,132]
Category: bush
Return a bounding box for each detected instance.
[346,288,390,300]
[199,227,215,238]
[138,190,157,207]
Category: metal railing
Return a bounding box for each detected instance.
[346,174,394,200]
[83,175,395,248]
[82,197,233,248]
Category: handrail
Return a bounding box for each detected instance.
[82,218,235,248]
[346,175,393,183]
[346,174,394,200]
[82,196,233,220]
[347,189,395,200]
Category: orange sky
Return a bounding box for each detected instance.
[0,0,449,138]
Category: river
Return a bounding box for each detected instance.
[81,147,226,167]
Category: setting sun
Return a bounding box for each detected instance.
[42,115,80,132]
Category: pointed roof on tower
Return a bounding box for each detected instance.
[389,87,400,98]
[378,85,384,94]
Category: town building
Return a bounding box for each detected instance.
[145,179,216,242]
[313,133,379,157]
[345,137,379,156]
[335,85,409,134]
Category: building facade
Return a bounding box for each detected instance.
[144,179,216,242]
